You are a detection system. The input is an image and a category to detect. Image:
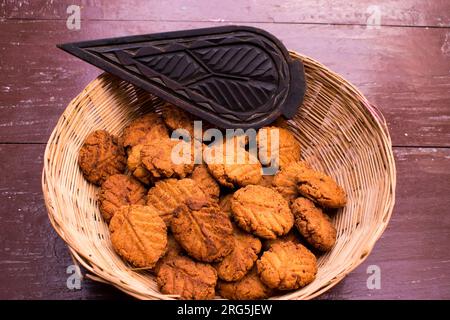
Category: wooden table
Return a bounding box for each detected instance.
[1,0,449,300]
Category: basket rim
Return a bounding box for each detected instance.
[42,51,396,300]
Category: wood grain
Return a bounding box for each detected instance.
[0,144,129,299]
[0,0,5,19]
[0,144,448,299]
[1,20,449,145]
[4,0,450,27]
[321,147,450,299]
[1,1,449,300]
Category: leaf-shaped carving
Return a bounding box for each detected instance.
[58,26,305,128]
[136,52,208,84]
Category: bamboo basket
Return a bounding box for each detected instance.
[42,52,396,300]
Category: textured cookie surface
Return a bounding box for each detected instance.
[218,268,274,300]
[191,164,220,200]
[257,127,301,169]
[156,254,217,300]
[120,113,168,148]
[153,234,185,274]
[98,174,146,222]
[296,169,347,208]
[257,174,275,188]
[214,226,262,281]
[162,104,196,138]
[291,197,337,251]
[78,130,126,185]
[146,178,205,225]
[219,193,234,218]
[263,230,302,251]
[231,185,293,239]
[171,199,234,263]
[257,241,317,290]
[205,143,262,188]
[109,205,167,268]
[272,161,311,202]
[141,138,195,180]
[127,144,154,185]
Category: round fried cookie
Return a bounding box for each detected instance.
[146,178,206,225]
[214,226,262,281]
[257,174,275,188]
[156,254,217,300]
[141,138,194,180]
[78,130,126,185]
[153,233,185,274]
[231,185,293,239]
[219,193,234,218]
[272,161,311,202]
[291,197,337,251]
[109,205,167,268]
[98,174,146,222]
[205,144,262,188]
[171,199,234,263]
[257,241,317,290]
[296,169,347,208]
[263,230,302,251]
[127,144,154,185]
[257,126,301,169]
[120,113,168,149]
[161,104,196,138]
[191,164,220,200]
[218,268,274,300]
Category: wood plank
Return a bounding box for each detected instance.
[320,147,450,299]
[1,20,449,146]
[0,0,5,19]
[4,0,450,27]
[0,144,129,299]
[0,144,449,299]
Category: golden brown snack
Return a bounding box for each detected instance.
[109,205,167,268]
[219,193,234,218]
[214,226,262,281]
[78,130,126,185]
[161,104,196,138]
[120,113,168,149]
[257,241,317,290]
[231,185,293,239]
[296,169,347,208]
[291,198,337,251]
[171,198,234,263]
[272,161,311,202]
[127,144,154,185]
[156,254,217,300]
[153,233,185,274]
[258,174,275,188]
[263,230,301,251]
[141,137,194,180]
[146,178,205,225]
[191,164,220,200]
[98,174,146,222]
[218,268,274,300]
[257,127,301,169]
[205,143,262,188]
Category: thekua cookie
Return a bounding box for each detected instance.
[78,130,126,185]
[109,205,167,268]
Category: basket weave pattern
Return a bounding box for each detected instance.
[42,52,396,299]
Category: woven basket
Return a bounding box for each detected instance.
[42,52,396,300]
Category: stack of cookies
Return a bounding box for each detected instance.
[77,103,347,300]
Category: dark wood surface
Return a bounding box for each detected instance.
[0,0,449,300]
